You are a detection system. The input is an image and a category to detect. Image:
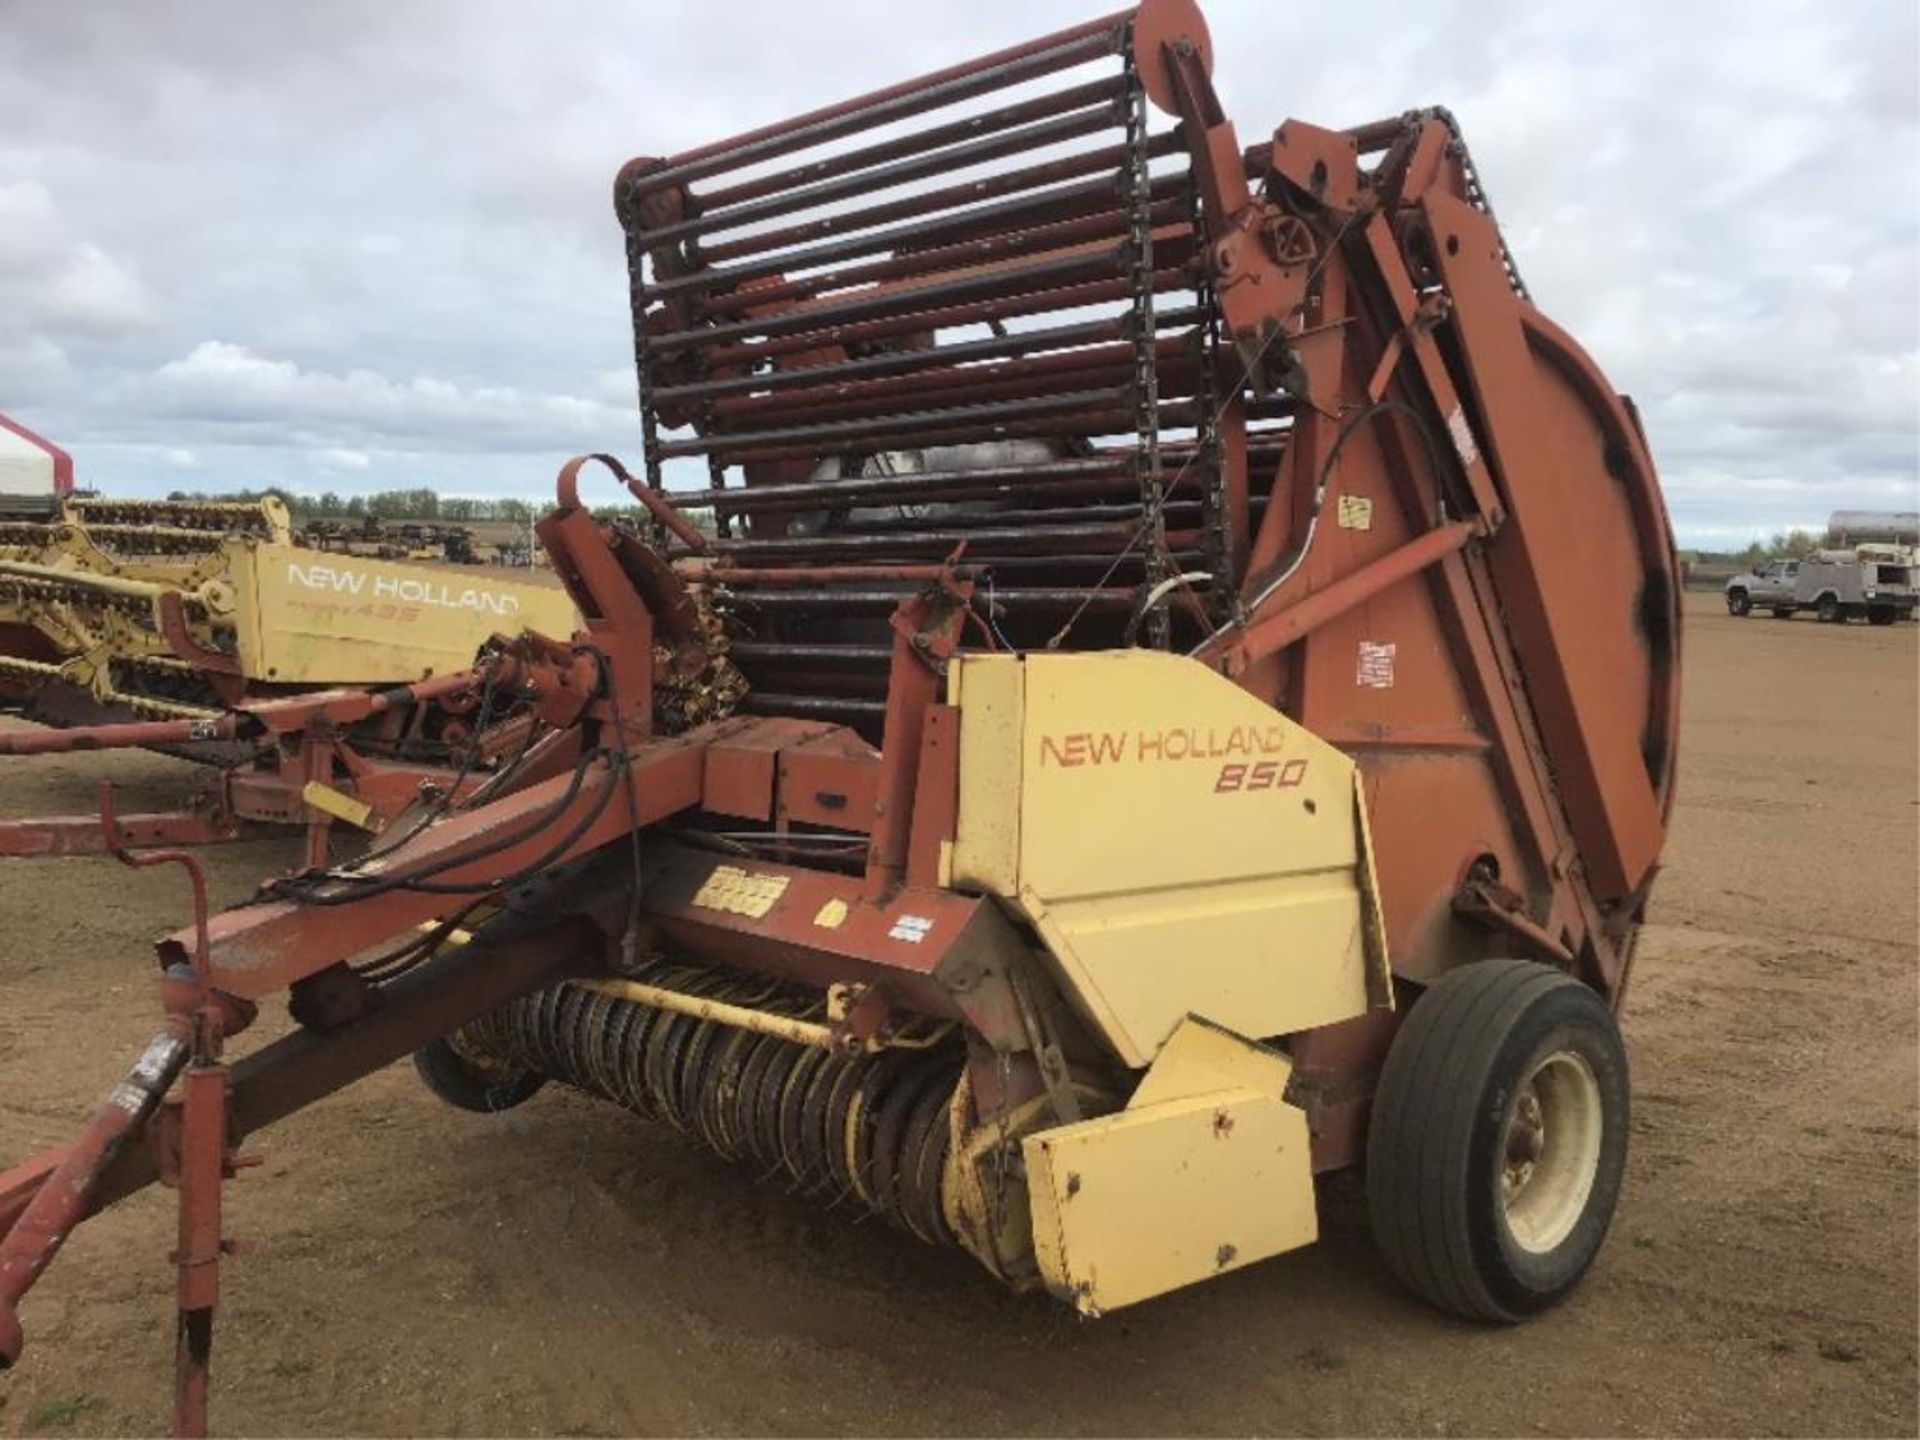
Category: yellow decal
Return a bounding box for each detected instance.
[692,864,790,919]
[1336,494,1374,531]
[813,898,849,929]
[301,781,375,831]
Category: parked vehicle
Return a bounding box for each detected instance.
[1735,552,1912,625]
[1725,550,1916,624]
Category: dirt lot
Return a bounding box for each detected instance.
[0,589,1914,1437]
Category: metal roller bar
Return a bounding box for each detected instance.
[707,336,1200,428]
[572,979,841,1051]
[666,454,1132,511]
[654,306,1202,407]
[917,164,1190,255]
[680,202,1189,317]
[698,266,1190,370]
[935,548,1210,575]
[640,104,1128,250]
[648,244,1131,355]
[0,655,63,682]
[709,475,1145,516]
[694,131,1183,266]
[627,15,1128,192]
[707,496,1209,540]
[694,74,1131,212]
[658,386,1126,459]
[694,563,974,585]
[702,366,1195,441]
[726,642,893,665]
[705,401,1204,467]
[720,586,1134,610]
[680,437,1238,522]
[735,692,888,719]
[0,559,175,603]
[734,667,889,695]
[644,169,1192,309]
[32,524,251,552]
[692,524,1203,559]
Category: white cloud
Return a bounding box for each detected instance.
[0,181,153,340]
[0,333,75,404]
[0,0,1910,546]
[142,341,628,454]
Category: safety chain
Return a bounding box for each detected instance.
[1121,48,1170,649]
[1414,106,1531,302]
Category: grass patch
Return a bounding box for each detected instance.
[29,1394,102,1429]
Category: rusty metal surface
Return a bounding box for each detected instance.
[598,0,1680,1131]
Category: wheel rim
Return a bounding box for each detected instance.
[1499,1050,1603,1255]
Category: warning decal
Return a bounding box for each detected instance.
[1357,640,1397,689]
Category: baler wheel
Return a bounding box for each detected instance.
[1365,959,1628,1323]
[414,1036,546,1114]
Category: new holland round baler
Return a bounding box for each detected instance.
[0,3,1679,1430]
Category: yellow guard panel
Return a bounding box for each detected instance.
[1025,1017,1317,1314]
[232,545,579,684]
[949,651,1387,1067]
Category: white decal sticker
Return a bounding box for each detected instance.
[1336,494,1374,531]
[1357,640,1396,689]
[888,914,935,944]
[1446,407,1480,469]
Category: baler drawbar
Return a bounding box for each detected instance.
[0,2,1679,1431]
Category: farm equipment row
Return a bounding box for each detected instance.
[0,1,1679,1432]
[0,492,580,857]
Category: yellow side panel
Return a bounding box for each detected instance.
[232,545,579,683]
[1032,873,1372,1069]
[947,655,1024,895]
[1127,1013,1294,1110]
[1025,1019,1317,1315]
[951,651,1386,1067]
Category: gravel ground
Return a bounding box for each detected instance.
[0,589,1913,1437]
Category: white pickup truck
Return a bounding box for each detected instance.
[1725,548,1917,625]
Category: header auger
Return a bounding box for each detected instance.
[0,1,1679,1430]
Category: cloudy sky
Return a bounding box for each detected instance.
[2,0,1914,547]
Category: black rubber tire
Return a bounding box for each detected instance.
[1816,593,1841,623]
[1366,959,1629,1323]
[1725,588,1750,616]
[1868,606,1896,626]
[414,1035,547,1113]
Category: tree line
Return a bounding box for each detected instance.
[1683,528,1839,570]
[162,486,715,533]
[165,487,538,522]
